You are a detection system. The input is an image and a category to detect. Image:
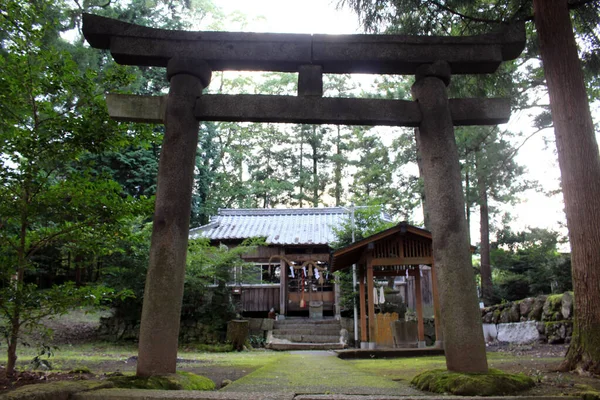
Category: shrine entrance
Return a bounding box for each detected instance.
[285,261,334,316]
[82,13,525,377]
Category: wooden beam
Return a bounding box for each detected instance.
[415,270,425,344]
[283,253,330,263]
[279,248,287,315]
[371,257,432,266]
[83,13,525,74]
[367,258,376,343]
[359,265,367,343]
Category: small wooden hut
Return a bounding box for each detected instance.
[331,222,442,348]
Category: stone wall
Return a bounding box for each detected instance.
[481,292,574,344]
[98,315,274,344]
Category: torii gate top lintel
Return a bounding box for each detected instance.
[82,13,525,75]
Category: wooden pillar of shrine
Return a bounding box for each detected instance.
[359,264,368,346]
[366,256,376,347]
[414,268,426,348]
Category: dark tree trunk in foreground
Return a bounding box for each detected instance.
[533,0,600,374]
[477,162,493,305]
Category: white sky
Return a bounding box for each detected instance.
[205,0,597,249]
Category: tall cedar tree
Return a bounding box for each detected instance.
[533,0,600,374]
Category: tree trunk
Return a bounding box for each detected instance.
[464,163,471,244]
[477,161,493,305]
[415,128,431,229]
[533,0,600,374]
[227,320,249,351]
[311,126,319,207]
[335,125,342,206]
[6,319,19,379]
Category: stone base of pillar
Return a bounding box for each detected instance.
[360,342,369,349]
[435,340,444,349]
[418,341,427,348]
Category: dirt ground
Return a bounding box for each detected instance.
[1,314,599,396]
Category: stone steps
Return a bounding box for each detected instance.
[267,317,346,350]
[272,334,341,343]
[267,342,346,351]
[273,328,341,335]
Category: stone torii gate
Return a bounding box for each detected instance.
[82,14,525,377]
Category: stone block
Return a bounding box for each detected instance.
[482,323,498,343]
[496,321,539,344]
[519,297,535,317]
[561,291,573,319]
[260,318,274,331]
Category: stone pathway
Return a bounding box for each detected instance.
[220,351,424,396]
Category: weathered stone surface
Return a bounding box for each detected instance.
[561,291,574,319]
[136,59,211,377]
[509,303,521,322]
[83,13,525,74]
[545,321,573,344]
[298,65,323,96]
[259,318,274,331]
[497,321,539,344]
[415,61,452,86]
[519,297,535,319]
[194,95,511,127]
[482,323,498,342]
[543,294,563,321]
[530,296,546,321]
[498,304,520,323]
[482,311,493,324]
[412,65,488,373]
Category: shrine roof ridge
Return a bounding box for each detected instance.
[82,13,525,75]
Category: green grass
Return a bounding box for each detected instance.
[348,352,564,383]
[12,341,283,373]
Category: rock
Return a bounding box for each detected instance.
[509,303,521,322]
[536,321,546,334]
[492,308,502,324]
[543,294,563,321]
[497,321,539,344]
[482,311,493,324]
[519,297,535,318]
[500,308,512,323]
[260,318,274,331]
[482,323,498,343]
[561,291,574,319]
[529,296,546,321]
[340,328,349,344]
[544,321,572,344]
[221,379,232,388]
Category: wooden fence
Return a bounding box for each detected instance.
[241,285,280,312]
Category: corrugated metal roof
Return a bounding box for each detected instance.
[189,207,351,245]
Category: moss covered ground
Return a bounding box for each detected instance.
[5,338,600,396]
[411,368,535,395]
[221,351,423,395]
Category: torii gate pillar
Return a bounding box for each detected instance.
[411,61,488,373]
[137,59,211,377]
